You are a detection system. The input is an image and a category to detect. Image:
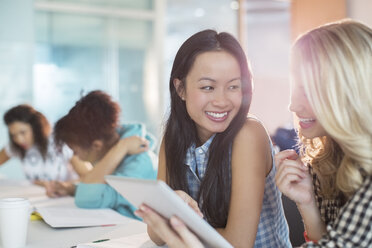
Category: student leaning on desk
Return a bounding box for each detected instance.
[52,90,157,219]
[0,104,92,196]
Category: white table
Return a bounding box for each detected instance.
[0,180,150,248]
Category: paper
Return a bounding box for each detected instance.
[77,233,166,248]
[35,206,134,228]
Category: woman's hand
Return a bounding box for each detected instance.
[43,181,76,198]
[275,149,327,240]
[135,204,204,248]
[174,190,203,218]
[275,149,314,205]
[120,136,149,155]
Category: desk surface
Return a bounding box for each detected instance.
[0,180,151,248]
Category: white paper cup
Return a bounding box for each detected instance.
[0,198,30,248]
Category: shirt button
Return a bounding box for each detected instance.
[198,149,203,154]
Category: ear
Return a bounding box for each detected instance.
[91,140,103,152]
[173,78,185,101]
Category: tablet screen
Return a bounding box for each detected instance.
[105,175,233,248]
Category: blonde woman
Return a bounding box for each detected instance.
[137,19,372,248]
[276,19,372,247]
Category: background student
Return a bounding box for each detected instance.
[53,90,157,219]
[275,19,372,247]
[139,30,290,247]
[0,104,91,196]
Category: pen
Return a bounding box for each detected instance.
[93,238,110,243]
[70,238,110,248]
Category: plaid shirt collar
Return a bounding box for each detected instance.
[185,134,215,180]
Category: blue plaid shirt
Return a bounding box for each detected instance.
[184,135,291,248]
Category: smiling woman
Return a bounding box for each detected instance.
[140,29,291,248]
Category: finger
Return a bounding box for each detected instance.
[136,205,185,247]
[276,172,304,188]
[276,156,308,173]
[188,200,203,218]
[170,217,204,248]
[276,162,308,182]
[275,150,298,168]
[140,139,149,149]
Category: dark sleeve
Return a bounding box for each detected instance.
[302,176,372,247]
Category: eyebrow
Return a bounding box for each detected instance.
[197,77,241,83]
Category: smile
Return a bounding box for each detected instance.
[299,117,315,123]
[206,111,228,118]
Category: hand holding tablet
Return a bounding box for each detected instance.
[105,175,233,248]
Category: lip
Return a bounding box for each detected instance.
[298,117,316,129]
[19,144,28,150]
[205,111,229,122]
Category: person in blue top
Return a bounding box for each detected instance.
[53,90,157,219]
[136,30,291,247]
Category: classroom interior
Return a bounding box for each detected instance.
[0,0,371,247]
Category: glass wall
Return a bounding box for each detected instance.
[33,0,163,136]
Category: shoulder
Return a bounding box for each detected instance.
[234,117,270,148]
[231,117,272,172]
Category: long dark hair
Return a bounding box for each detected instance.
[3,104,51,160]
[54,90,120,149]
[164,30,253,227]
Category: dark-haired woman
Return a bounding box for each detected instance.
[0,104,91,195]
[54,90,157,219]
[136,30,290,247]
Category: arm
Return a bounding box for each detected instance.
[81,136,149,183]
[0,148,11,166]
[75,150,155,214]
[216,119,271,248]
[69,155,93,177]
[275,149,326,241]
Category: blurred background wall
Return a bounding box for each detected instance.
[0,0,371,178]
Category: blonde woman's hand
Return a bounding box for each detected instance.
[120,136,149,155]
[275,149,314,205]
[135,204,204,248]
[175,190,203,218]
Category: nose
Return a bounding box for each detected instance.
[289,89,303,113]
[212,89,229,108]
[13,135,24,145]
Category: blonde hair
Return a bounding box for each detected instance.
[292,19,372,198]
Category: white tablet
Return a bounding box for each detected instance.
[105,175,233,248]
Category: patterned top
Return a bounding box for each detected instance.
[310,167,342,225]
[185,135,291,248]
[303,173,372,247]
[5,136,77,181]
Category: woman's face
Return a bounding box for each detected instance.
[289,78,327,139]
[8,121,34,150]
[177,50,242,143]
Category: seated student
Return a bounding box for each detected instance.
[0,104,91,196]
[138,30,291,247]
[137,19,372,248]
[53,90,157,219]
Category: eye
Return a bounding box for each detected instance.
[229,84,240,90]
[200,86,214,91]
